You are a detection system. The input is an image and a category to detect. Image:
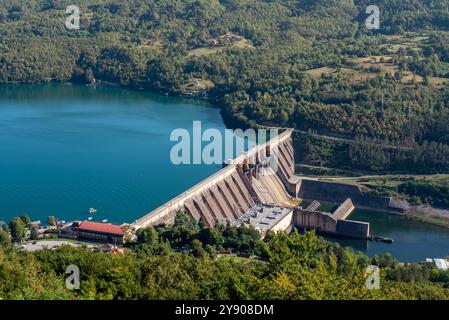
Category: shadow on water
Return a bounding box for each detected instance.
[316,209,449,262]
[0,83,214,107]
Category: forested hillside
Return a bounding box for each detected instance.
[1,0,449,173]
[1,213,449,299]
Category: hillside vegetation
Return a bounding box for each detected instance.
[1,1,449,173]
[1,213,449,299]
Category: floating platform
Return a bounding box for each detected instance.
[369,235,394,244]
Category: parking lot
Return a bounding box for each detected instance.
[16,240,94,252]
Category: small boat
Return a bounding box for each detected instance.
[102,219,108,223]
[370,236,394,244]
[88,208,97,214]
[87,217,93,221]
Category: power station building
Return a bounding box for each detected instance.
[75,221,125,244]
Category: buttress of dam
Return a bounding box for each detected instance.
[134,129,301,229]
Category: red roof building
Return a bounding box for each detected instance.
[78,221,124,235]
[77,221,125,244]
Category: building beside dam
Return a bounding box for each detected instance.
[133,129,388,240]
[295,198,369,239]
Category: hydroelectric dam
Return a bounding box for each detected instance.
[133,129,387,239]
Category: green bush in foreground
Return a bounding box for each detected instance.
[0,214,448,300]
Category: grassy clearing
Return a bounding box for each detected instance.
[136,37,163,51]
[185,33,254,59]
[305,33,448,85]
[180,78,215,94]
[305,66,336,77]
[232,37,255,49]
[187,46,225,58]
[216,254,262,265]
[430,77,449,87]
[307,54,439,85]
[380,33,427,53]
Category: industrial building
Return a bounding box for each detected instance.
[74,221,125,244]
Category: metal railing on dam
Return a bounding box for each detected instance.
[132,129,294,229]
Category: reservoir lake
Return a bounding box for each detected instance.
[0,84,229,225]
[1,83,448,262]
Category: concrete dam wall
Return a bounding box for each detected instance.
[299,179,391,209]
[132,128,382,240]
[294,198,369,239]
[133,129,298,229]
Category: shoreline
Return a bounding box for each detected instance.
[3,82,449,231]
[316,198,449,231]
[405,212,449,229]
[353,204,449,230]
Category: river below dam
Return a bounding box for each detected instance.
[324,209,449,262]
[0,83,448,262]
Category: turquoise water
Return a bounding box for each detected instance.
[325,209,449,262]
[2,84,449,262]
[0,84,228,224]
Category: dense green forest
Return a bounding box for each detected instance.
[1,212,449,299]
[1,1,449,301]
[397,180,449,208]
[366,177,449,208]
[0,0,449,174]
[295,131,449,174]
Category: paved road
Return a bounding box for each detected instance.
[326,174,449,181]
[17,240,93,252]
[295,130,413,151]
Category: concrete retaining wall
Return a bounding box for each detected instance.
[270,210,294,234]
[294,209,337,233]
[299,180,391,209]
[333,198,355,220]
[336,219,370,239]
